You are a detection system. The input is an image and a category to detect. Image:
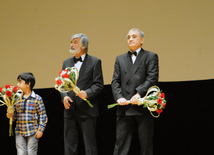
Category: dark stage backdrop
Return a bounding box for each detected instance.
[0,79,213,155]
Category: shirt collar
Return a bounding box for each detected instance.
[130,47,141,56]
[31,91,36,98]
[80,53,86,61]
[22,90,36,99]
[135,47,141,55]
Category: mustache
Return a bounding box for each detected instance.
[69,47,75,53]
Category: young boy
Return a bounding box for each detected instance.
[7,72,48,155]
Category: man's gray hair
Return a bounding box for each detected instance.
[128,28,145,38]
[71,33,89,53]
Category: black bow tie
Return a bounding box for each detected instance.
[74,57,83,63]
[128,51,137,56]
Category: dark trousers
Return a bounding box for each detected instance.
[113,115,154,155]
[64,116,97,155]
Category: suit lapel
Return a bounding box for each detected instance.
[124,48,145,84]
[125,52,133,71]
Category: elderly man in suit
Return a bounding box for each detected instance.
[61,33,104,155]
[111,28,159,155]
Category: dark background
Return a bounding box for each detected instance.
[0,79,213,155]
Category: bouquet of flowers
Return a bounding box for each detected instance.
[55,67,93,107]
[108,86,166,118]
[0,85,22,136]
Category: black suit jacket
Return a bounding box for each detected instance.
[111,48,159,116]
[61,54,104,118]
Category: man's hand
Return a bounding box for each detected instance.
[35,131,43,139]
[130,93,141,105]
[76,90,88,100]
[117,98,128,106]
[63,96,73,109]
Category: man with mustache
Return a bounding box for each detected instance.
[61,33,104,155]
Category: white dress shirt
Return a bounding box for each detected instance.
[131,48,141,63]
[74,53,86,72]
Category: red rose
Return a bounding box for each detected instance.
[5,85,12,89]
[0,87,3,93]
[56,79,62,86]
[156,109,163,114]
[59,70,63,76]
[159,93,165,98]
[62,73,69,78]
[5,90,12,97]
[157,98,163,104]
[162,103,166,108]
[13,86,18,93]
[64,69,69,72]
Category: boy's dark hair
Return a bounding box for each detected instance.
[17,72,35,90]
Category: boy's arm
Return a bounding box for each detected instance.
[36,97,48,133]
